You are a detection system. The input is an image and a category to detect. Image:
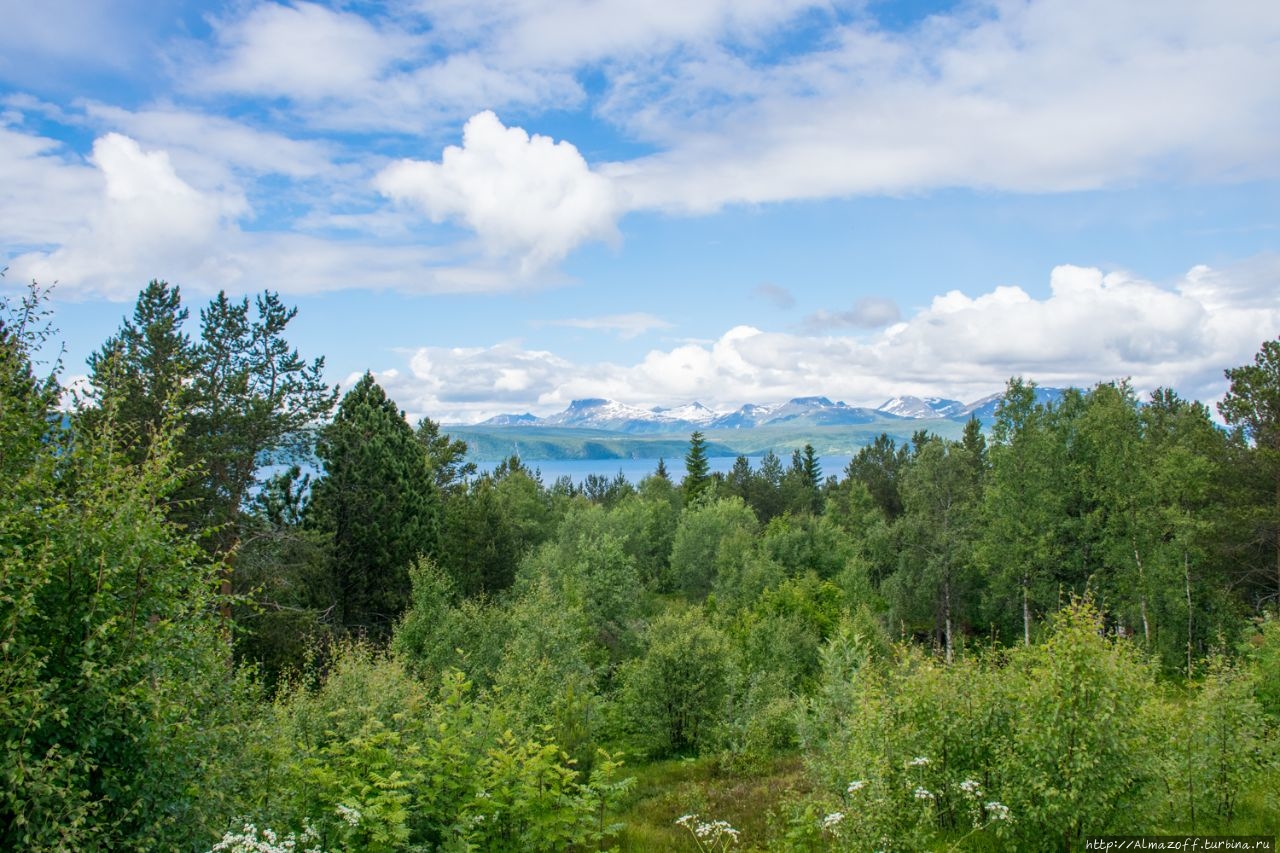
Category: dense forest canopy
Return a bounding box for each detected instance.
[2,279,1279,851]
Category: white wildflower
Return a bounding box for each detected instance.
[846,779,868,794]
[908,756,930,767]
[335,804,362,827]
[822,811,844,830]
[985,801,1012,822]
[208,822,327,853]
[914,786,935,801]
[959,779,982,796]
[677,812,739,846]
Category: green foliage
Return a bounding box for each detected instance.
[310,373,439,634]
[620,608,731,758]
[610,481,681,591]
[845,433,908,522]
[978,378,1068,645]
[1159,652,1268,830]
[887,435,983,661]
[0,287,260,851]
[492,576,603,765]
[393,559,509,686]
[415,416,476,495]
[519,503,646,661]
[234,467,337,684]
[670,497,758,599]
[245,645,626,852]
[439,459,556,597]
[185,290,336,549]
[1247,613,1280,719]
[83,279,192,465]
[812,599,1279,851]
[998,601,1161,849]
[1219,338,1280,605]
[781,444,823,516]
[683,431,713,504]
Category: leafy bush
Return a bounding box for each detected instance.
[239,644,627,851]
[619,608,731,758]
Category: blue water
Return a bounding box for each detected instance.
[479,455,855,485]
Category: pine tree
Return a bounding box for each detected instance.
[84,279,194,463]
[683,431,712,503]
[310,373,439,633]
[187,291,335,549]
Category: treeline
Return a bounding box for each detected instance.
[2,279,1279,851]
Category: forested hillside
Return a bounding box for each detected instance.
[3,280,1279,851]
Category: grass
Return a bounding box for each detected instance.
[611,754,816,852]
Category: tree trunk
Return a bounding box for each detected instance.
[1022,574,1031,646]
[1185,548,1194,680]
[1133,545,1150,645]
[944,577,954,664]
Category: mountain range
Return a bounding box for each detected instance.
[468,389,1064,435]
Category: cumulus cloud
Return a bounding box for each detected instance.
[0,127,541,299]
[375,111,623,274]
[373,259,1280,423]
[7,133,248,299]
[804,296,902,331]
[371,342,579,423]
[0,124,101,247]
[545,313,673,339]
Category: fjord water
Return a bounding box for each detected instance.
[480,455,856,485]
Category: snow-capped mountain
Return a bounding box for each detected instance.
[720,396,890,427]
[477,412,541,426]
[653,401,720,425]
[472,389,1067,433]
[706,402,779,429]
[876,396,965,419]
[534,398,725,433]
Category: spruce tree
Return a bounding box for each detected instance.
[683,431,711,503]
[311,373,439,633]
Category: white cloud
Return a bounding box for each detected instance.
[81,104,339,184]
[189,1,822,130]
[418,0,826,67]
[375,111,623,274]
[605,0,1280,212]
[545,312,673,339]
[176,1,1280,235]
[0,128,541,299]
[375,259,1280,423]
[0,124,101,247]
[804,297,902,331]
[195,2,417,101]
[372,342,578,422]
[7,133,248,299]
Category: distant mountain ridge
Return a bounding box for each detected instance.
[471,389,1065,434]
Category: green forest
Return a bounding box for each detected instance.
[3,279,1279,852]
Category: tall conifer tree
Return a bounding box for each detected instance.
[311,373,439,632]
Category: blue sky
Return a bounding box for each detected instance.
[2,0,1278,423]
